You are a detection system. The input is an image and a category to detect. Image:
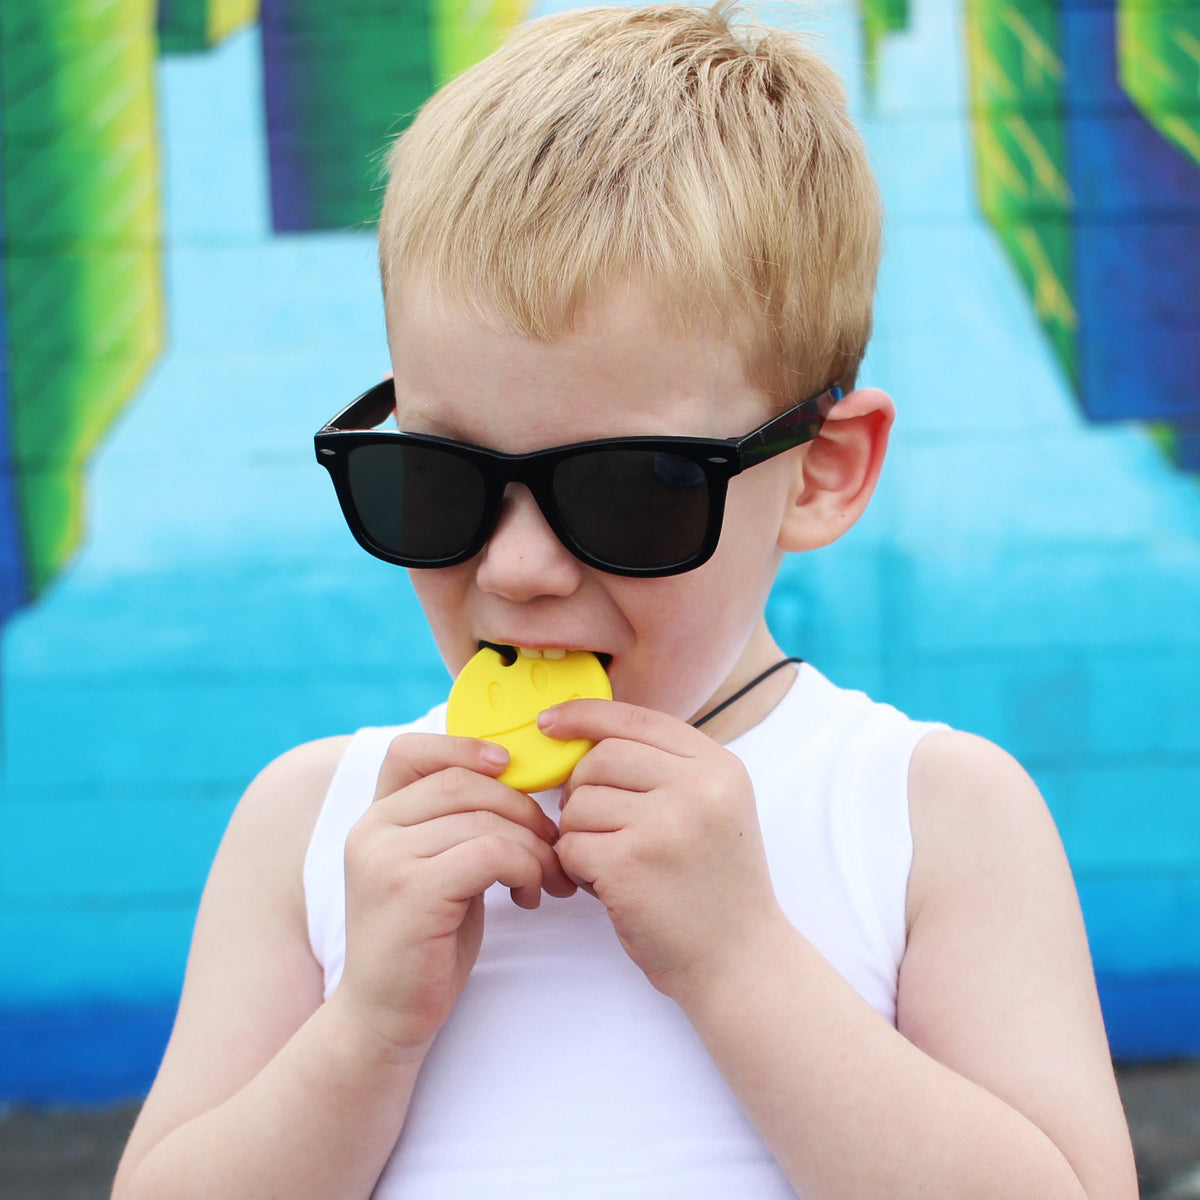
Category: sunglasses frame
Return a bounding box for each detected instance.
[315,378,842,577]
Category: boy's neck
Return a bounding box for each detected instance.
[691,623,798,745]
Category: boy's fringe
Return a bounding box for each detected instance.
[377,3,882,402]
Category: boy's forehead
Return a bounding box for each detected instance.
[384,272,748,341]
[385,281,778,447]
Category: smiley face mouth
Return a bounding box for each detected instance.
[480,641,613,671]
[476,694,585,741]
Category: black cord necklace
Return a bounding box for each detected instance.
[691,656,804,730]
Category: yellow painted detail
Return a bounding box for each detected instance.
[1160,114,1200,168]
[998,6,1063,89]
[1005,113,1072,206]
[209,0,260,44]
[1118,0,1200,169]
[1014,225,1077,330]
[975,120,1028,204]
[431,0,530,84]
[1179,29,1200,70]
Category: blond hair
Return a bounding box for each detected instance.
[378,3,881,401]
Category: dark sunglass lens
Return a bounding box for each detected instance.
[552,450,710,569]
[346,443,486,560]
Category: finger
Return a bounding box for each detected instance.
[401,811,576,898]
[554,829,614,892]
[432,835,549,909]
[565,737,667,796]
[372,733,510,803]
[558,784,639,835]
[537,699,706,755]
[373,765,560,845]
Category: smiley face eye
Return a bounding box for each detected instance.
[530,661,549,692]
[488,681,505,710]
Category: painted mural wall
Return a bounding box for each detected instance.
[0,0,1197,1102]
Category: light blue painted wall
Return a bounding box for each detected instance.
[2,0,1198,1099]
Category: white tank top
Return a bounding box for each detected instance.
[304,664,944,1199]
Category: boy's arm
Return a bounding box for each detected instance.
[111,736,423,1200]
[683,729,1138,1200]
[113,731,570,1200]
[551,704,1137,1200]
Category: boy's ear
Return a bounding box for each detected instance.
[778,387,894,552]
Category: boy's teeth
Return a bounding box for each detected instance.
[516,646,566,659]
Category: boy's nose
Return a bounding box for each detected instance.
[474,484,583,600]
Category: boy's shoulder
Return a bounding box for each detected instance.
[223,736,355,875]
[229,712,446,858]
[908,728,1050,849]
[904,727,1068,934]
[244,735,354,815]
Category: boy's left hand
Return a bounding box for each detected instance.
[542,699,790,1004]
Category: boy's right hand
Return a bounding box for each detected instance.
[333,734,575,1058]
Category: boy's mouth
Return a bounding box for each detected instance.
[479,640,613,672]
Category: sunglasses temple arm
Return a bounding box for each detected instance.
[737,386,842,468]
[320,379,399,432]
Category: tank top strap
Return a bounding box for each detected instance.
[832,702,948,978]
[737,665,947,1020]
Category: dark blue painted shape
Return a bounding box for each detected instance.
[1176,426,1200,471]
[1059,2,1200,426]
[1,979,1197,1105]
[0,1001,176,1105]
[259,4,315,233]
[1098,972,1200,1060]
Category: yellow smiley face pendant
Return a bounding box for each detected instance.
[446,647,612,792]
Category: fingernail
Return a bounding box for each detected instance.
[536,708,555,731]
[480,743,509,767]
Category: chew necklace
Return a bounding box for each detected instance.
[691,657,804,730]
[447,645,612,792]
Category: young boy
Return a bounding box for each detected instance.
[113,6,1137,1198]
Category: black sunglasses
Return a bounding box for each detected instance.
[315,379,841,578]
